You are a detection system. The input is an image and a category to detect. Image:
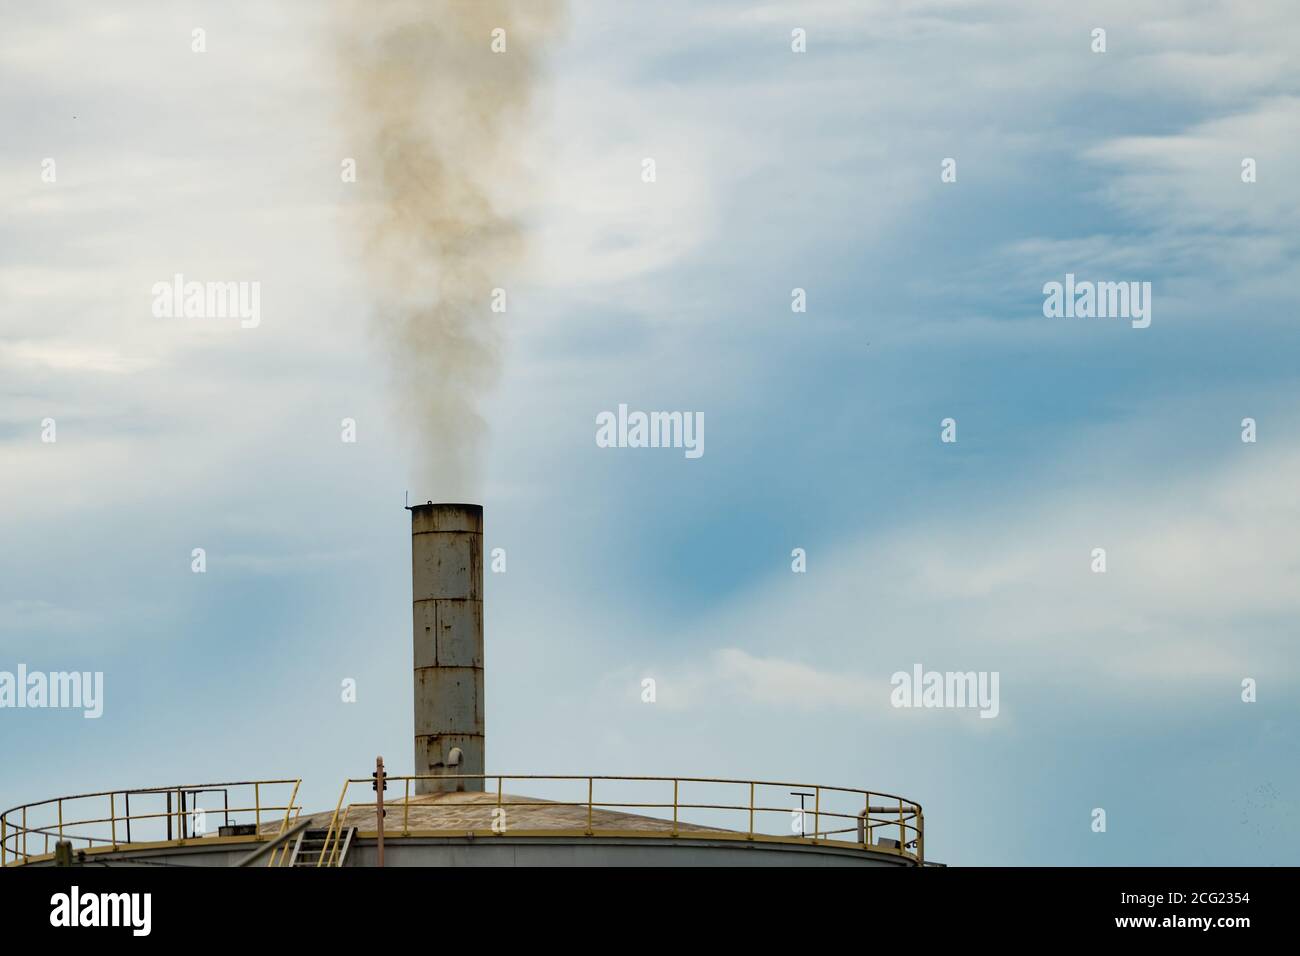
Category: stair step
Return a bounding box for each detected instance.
[287,827,356,868]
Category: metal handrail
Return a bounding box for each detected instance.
[316,777,352,867]
[317,773,925,865]
[1,779,302,867]
[3,774,924,866]
[267,781,302,867]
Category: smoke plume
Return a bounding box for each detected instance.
[335,0,564,499]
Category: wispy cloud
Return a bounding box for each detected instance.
[630,647,875,713]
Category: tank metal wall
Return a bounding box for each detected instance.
[345,837,912,867]
[17,836,914,868]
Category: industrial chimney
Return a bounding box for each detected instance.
[410,502,484,794]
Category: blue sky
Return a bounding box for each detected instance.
[2,0,1298,865]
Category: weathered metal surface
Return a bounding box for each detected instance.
[412,533,481,600]
[410,503,483,536]
[272,791,724,835]
[410,503,484,794]
[413,669,482,730]
[412,600,483,668]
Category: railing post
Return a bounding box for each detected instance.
[494,776,502,836]
[898,798,905,853]
[748,782,754,840]
[585,778,593,836]
[813,787,821,843]
[917,809,925,865]
[58,799,63,841]
[671,780,678,838]
[404,778,411,836]
[22,806,27,860]
[2,814,7,866]
[110,793,117,848]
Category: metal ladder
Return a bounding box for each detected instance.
[287,826,357,867]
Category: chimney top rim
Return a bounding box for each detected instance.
[405,501,484,512]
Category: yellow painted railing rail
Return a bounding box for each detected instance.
[4,774,924,866]
[266,780,302,867]
[315,778,351,867]
[320,773,925,866]
[1,779,302,867]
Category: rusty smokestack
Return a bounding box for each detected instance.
[410,502,484,794]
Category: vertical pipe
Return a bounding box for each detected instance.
[375,756,385,868]
[410,503,484,795]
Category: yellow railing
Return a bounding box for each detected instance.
[0,779,302,867]
[267,800,304,868]
[3,775,924,867]
[316,774,924,866]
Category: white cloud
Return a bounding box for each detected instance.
[625,428,1300,709]
[0,341,155,375]
[1087,96,1300,235]
[639,647,875,713]
[221,549,365,575]
[0,599,93,635]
